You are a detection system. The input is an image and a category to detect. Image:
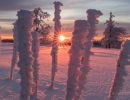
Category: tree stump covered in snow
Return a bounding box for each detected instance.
[50,1,63,88]
[17,10,34,100]
[66,20,88,100]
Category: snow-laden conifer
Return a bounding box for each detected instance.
[109,40,130,100]
[50,1,63,88]
[31,31,40,97]
[17,10,34,100]
[75,9,102,100]
[66,20,88,100]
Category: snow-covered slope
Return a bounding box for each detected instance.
[0,43,130,100]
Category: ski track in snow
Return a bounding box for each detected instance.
[0,43,130,100]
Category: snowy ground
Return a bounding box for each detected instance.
[0,43,130,100]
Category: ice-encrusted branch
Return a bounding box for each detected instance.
[75,9,102,100]
[109,40,130,100]
[50,1,63,88]
[17,10,34,100]
[10,21,19,80]
[66,20,88,100]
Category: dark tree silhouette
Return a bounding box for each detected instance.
[102,12,127,49]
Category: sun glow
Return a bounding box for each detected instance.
[59,35,65,42]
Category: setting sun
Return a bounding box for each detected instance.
[59,35,65,42]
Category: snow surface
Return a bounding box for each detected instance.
[0,43,130,100]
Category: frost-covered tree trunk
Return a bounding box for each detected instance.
[31,31,40,96]
[66,20,88,100]
[17,10,34,100]
[75,9,102,100]
[50,1,63,88]
[10,22,19,80]
[109,40,130,100]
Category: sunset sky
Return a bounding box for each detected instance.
[0,0,130,38]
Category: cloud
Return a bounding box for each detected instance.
[0,0,51,11]
[0,0,129,10]
[0,0,130,19]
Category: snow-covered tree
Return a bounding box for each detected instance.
[102,12,115,48]
[109,40,130,100]
[31,8,50,96]
[10,7,50,87]
[101,12,127,49]
[86,9,103,50]
[75,9,102,100]
[31,31,40,97]
[33,7,50,35]
[66,20,88,100]
[33,8,50,44]
[17,10,34,100]
[50,1,63,88]
[10,22,19,80]
[110,27,126,41]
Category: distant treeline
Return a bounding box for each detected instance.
[1,38,102,47]
[1,39,14,43]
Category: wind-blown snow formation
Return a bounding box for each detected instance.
[17,10,34,100]
[66,20,88,100]
[109,40,130,100]
[50,1,63,88]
